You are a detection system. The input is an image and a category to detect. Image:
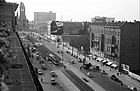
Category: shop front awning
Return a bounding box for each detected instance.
[102,60,107,63]
[92,55,97,59]
[111,64,117,68]
[106,61,113,65]
[96,57,103,62]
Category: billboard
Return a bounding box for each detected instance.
[51,21,63,35]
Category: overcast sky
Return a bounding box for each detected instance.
[7,0,140,22]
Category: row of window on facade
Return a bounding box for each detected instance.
[91,34,120,45]
[91,29,120,36]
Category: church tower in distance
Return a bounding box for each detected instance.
[18,2,28,31]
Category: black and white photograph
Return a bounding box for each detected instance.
[0,0,139,91]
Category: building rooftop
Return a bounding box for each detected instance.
[105,21,125,27]
[90,22,107,26]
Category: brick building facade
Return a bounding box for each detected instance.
[89,21,140,74]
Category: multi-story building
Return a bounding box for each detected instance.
[34,11,56,24]
[89,21,140,75]
[89,22,106,57]
[63,22,84,35]
[119,21,140,74]
[104,22,123,62]
[0,1,18,32]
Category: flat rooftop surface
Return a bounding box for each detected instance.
[7,32,37,91]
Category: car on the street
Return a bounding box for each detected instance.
[111,75,119,81]
[127,85,138,91]
[71,60,75,64]
[92,65,100,70]
[77,58,82,62]
[50,71,58,77]
[86,72,92,78]
[34,42,43,46]
[38,69,43,75]
[41,63,47,70]
[83,62,92,69]
[50,77,57,85]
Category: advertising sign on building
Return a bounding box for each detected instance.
[51,21,63,35]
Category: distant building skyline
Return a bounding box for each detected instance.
[6,0,140,22]
[34,11,56,24]
[91,16,115,23]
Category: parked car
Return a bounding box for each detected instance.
[34,42,43,46]
[38,69,43,75]
[111,75,119,81]
[50,71,58,77]
[70,60,74,64]
[86,72,92,78]
[41,64,47,70]
[102,70,108,75]
[92,65,100,70]
[77,58,82,62]
[83,62,92,69]
[50,77,57,85]
[127,85,137,91]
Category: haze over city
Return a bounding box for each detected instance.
[6,0,140,22]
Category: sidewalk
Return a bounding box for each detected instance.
[59,44,140,91]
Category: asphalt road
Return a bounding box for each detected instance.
[27,35,131,91]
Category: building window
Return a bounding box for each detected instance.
[117,40,119,45]
[110,31,111,35]
[101,29,103,34]
[109,39,111,44]
[92,33,94,40]
[118,31,120,36]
